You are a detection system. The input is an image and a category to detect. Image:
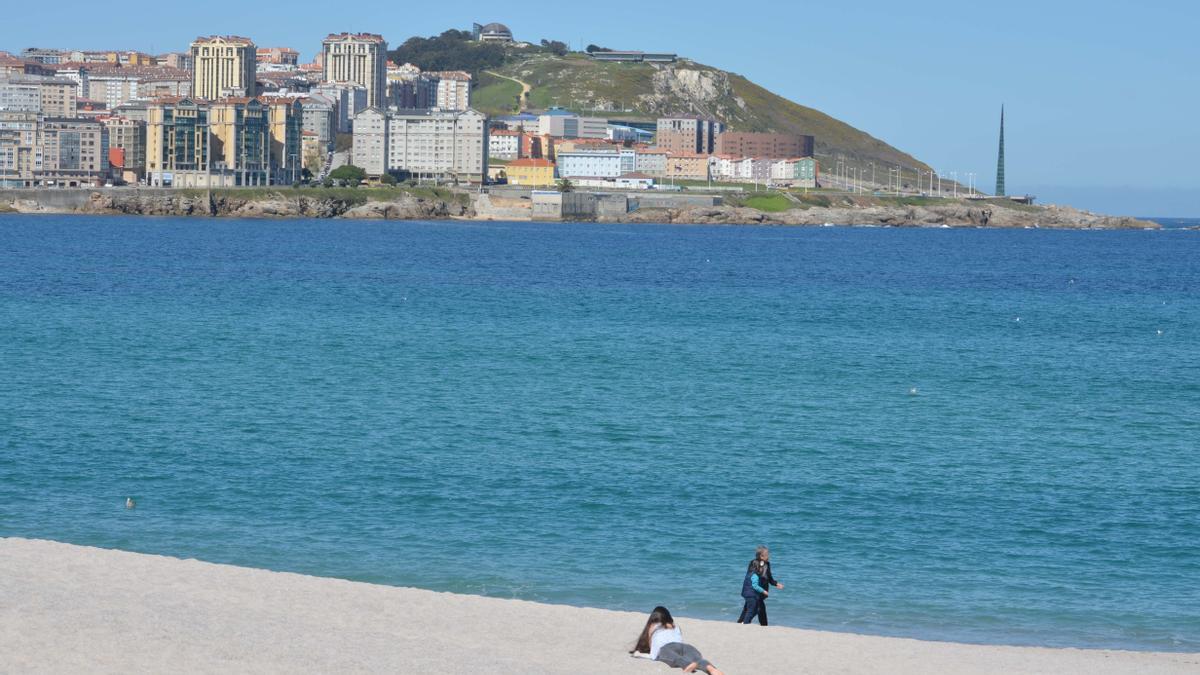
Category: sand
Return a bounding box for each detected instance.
[1,538,1196,674]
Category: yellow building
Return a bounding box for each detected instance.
[146,95,297,187]
[504,158,556,186]
[146,97,215,187]
[266,97,302,183]
[190,36,257,100]
[666,153,710,181]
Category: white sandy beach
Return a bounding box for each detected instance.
[1,538,1196,674]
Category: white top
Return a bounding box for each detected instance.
[649,625,683,660]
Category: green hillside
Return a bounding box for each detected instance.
[473,52,931,174]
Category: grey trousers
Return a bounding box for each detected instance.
[656,642,711,671]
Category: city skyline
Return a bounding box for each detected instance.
[3,1,1197,215]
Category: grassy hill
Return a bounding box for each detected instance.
[473,52,931,175]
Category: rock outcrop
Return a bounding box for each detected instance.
[618,202,1158,229]
[77,191,472,220]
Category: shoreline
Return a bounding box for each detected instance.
[0,187,1162,229]
[3,538,1196,673]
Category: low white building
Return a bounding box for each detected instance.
[489,129,522,160]
[634,150,668,176]
[556,148,622,178]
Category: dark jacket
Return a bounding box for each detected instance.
[740,559,780,598]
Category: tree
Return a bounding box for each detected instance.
[379,173,397,186]
[388,30,508,76]
[540,39,569,56]
[586,44,613,54]
[557,178,574,193]
[329,165,367,184]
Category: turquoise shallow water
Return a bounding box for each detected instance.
[2,216,1198,651]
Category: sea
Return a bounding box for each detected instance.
[2,215,1198,652]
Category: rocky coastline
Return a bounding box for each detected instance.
[0,188,1160,230]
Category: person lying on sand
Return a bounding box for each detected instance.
[630,606,724,675]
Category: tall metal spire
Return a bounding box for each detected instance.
[995,105,1006,196]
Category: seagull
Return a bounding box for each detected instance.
[1014,317,1021,323]
[125,497,135,509]
[1157,330,1164,336]
[909,387,919,396]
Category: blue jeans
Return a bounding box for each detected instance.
[738,595,767,624]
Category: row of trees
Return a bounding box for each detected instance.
[386,30,576,77]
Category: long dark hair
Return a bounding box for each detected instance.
[632,606,674,654]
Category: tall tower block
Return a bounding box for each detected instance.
[995,105,1006,197]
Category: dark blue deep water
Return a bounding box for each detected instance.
[2,216,1198,651]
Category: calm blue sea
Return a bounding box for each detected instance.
[2,215,1198,652]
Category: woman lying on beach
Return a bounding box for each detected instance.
[630,606,724,675]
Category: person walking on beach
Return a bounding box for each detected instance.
[738,545,783,625]
[630,606,724,675]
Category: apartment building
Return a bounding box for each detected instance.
[769,157,819,188]
[0,79,41,112]
[265,97,303,184]
[385,108,488,180]
[0,110,39,186]
[0,76,77,117]
[157,52,194,71]
[349,107,387,176]
[388,76,437,109]
[666,153,710,181]
[37,117,109,186]
[146,96,298,187]
[634,149,668,176]
[103,115,146,181]
[257,47,300,66]
[322,33,387,108]
[314,82,367,134]
[352,107,489,181]
[428,71,471,111]
[488,129,522,160]
[656,116,724,154]
[714,132,814,159]
[191,36,257,100]
[300,95,335,145]
[53,65,90,98]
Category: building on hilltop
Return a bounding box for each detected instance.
[190,36,257,100]
[321,33,387,109]
[587,50,676,63]
[473,23,513,43]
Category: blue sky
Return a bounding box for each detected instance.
[5,1,1198,215]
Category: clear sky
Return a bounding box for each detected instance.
[5,1,1198,216]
